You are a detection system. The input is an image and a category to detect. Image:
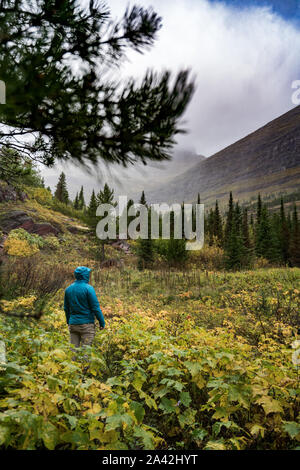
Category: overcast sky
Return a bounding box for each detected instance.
[111,0,300,155]
[42,0,300,198]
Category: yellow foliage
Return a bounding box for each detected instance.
[26,187,53,205]
[0,296,37,312]
[0,267,299,450]
[3,238,39,257]
[44,236,60,249]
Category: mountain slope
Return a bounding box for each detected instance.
[146,105,300,207]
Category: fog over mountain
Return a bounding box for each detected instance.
[41,0,300,203]
[41,149,206,201]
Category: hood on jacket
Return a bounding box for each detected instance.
[74,266,91,282]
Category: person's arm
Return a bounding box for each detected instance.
[87,286,105,328]
[64,291,70,325]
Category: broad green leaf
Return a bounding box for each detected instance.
[130,401,145,424]
[61,430,89,446]
[191,428,208,441]
[179,391,191,407]
[184,361,202,377]
[56,414,78,430]
[283,421,300,440]
[212,407,229,420]
[40,422,59,450]
[133,426,155,449]
[105,413,133,432]
[159,397,176,414]
[178,409,196,428]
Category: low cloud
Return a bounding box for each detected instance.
[113,0,300,155]
[42,0,300,198]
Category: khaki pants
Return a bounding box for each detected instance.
[69,323,95,348]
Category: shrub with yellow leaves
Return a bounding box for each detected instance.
[0,295,37,313]
[3,237,40,257]
[26,187,53,206]
[0,267,299,451]
[44,236,60,250]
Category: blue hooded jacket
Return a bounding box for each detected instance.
[64,266,105,327]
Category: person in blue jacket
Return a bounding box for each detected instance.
[64,266,105,348]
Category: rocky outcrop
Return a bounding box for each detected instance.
[0,183,27,203]
[0,210,31,231]
[31,222,60,236]
[0,210,59,236]
[67,224,91,234]
[111,240,131,254]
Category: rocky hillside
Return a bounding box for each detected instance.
[0,187,133,270]
[146,105,300,207]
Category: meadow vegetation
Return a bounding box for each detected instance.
[0,256,299,449]
[1,0,299,451]
[0,164,299,450]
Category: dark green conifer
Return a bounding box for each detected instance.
[279,197,290,264]
[74,192,79,210]
[78,186,85,210]
[224,192,234,246]
[0,3,194,172]
[214,200,223,246]
[87,190,98,229]
[54,172,69,204]
[139,191,147,206]
[290,205,300,267]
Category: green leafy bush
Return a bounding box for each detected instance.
[155,239,187,266]
[26,187,53,206]
[0,268,299,450]
[7,228,45,248]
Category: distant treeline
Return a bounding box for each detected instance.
[203,192,300,269]
[241,189,300,212]
[52,173,300,270]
